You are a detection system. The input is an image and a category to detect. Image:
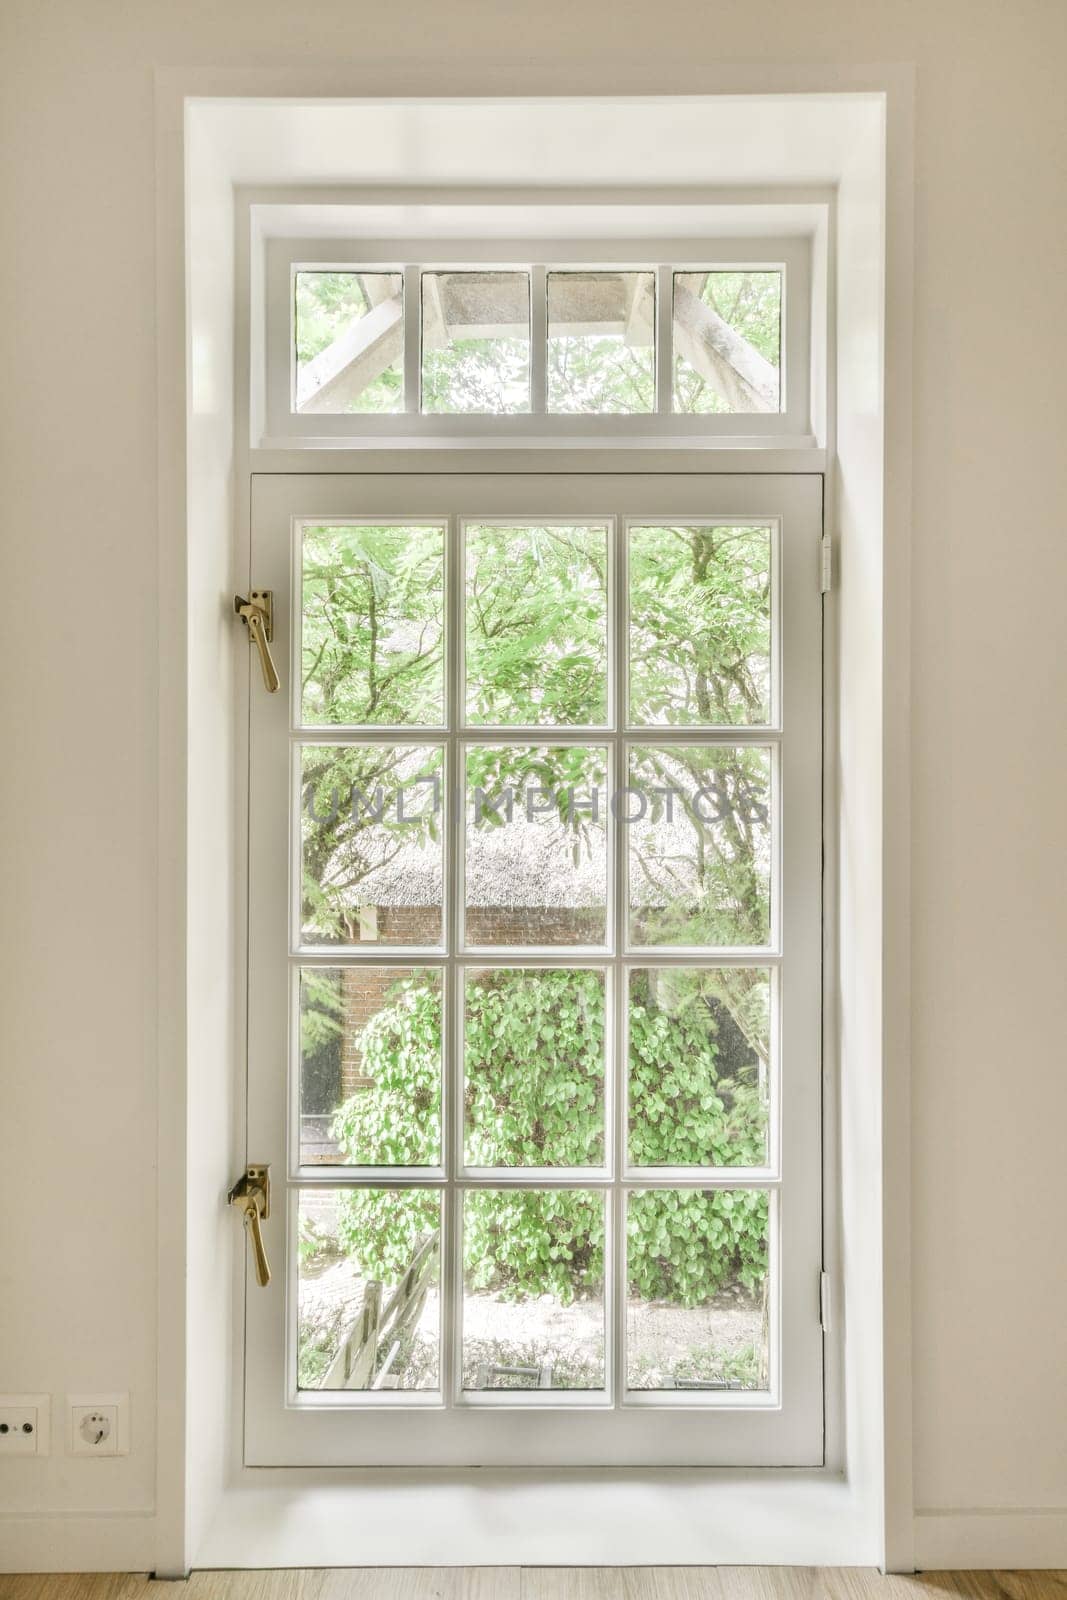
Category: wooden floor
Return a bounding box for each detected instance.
[1,1573,1066,1600]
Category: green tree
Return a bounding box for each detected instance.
[295,271,404,414]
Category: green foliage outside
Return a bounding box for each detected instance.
[296,466,776,1322]
[673,270,781,414]
[465,524,608,725]
[628,523,771,725]
[547,331,655,414]
[331,968,768,1307]
[299,521,771,948]
[301,522,445,726]
[294,271,404,414]
[294,266,780,419]
[422,336,531,414]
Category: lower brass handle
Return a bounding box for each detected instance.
[245,609,280,694]
[239,1196,271,1287]
[228,1164,272,1287]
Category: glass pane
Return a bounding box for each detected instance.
[546,270,655,414]
[421,271,531,414]
[294,270,404,414]
[298,1188,440,1391]
[301,744,444,947]
[627,744,772,947]
[672,270,782,415]
[628,524,772,726]
[628,969,770,1168]
[464,523,608,725]
[464,745,608,946]
[301,523,445,726]
[462,1189,606,1391]
[299,967,442,1166]
[626,1189,769,1391]
[464,969,606,1167]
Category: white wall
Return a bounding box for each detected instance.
[1,0,1066,1572]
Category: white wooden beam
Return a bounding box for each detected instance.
[296,273,774,415]
[297,293,403,412]
[623,272,656,348]
[672,277,778,412]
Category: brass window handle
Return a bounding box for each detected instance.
[234,591,279,693]
[228,1165,271,1287]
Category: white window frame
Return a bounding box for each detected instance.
[261,235,813,443]
[243,470,824,1469]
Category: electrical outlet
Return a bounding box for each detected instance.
[0,1394,50,1456]
[68,1393,129,1457]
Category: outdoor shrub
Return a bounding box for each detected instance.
[333,968,768,1306]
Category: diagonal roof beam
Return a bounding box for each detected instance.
[297,291,404,413]
[672,278,779,412]
[296,273,777,414]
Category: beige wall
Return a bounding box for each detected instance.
[1,0,1066,1558]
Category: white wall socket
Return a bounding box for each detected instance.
[0,1394,51,1456]
[68,1393,130,1457]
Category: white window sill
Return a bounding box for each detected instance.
[196,1468,878,1568]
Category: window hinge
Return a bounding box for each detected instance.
[819,533,833,594]
[819,1269,832,1333]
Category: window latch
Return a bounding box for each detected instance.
[234,590,279,693]
[228,1164,272,1287]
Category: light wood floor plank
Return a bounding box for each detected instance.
[0,1580,153,1600]
[521,1570,717,1600]
[1,1571,1065,1600]
[191,1575,520,1600]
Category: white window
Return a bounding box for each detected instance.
[260,238,813,442]
[241,471,824,1468]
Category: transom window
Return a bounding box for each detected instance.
[261,238,813,442]
[293,265,781,417]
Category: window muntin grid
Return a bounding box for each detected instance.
[288,511,783,1408]
[270,246,810,442]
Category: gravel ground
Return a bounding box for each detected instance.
[299,1255,763,1391]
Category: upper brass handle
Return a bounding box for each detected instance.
[235,592,279,693]
[228,1164,272,1287]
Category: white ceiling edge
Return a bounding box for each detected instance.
[189,93,884,190]
[250,201,828,242]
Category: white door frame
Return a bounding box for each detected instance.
[243,471,824,1469]
[152,78,914,1575]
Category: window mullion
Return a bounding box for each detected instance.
[441,509,464,1405]
[403,266,420,414]
[610,512,628,1405]
[530,265,547,416]
[655,264,673,414]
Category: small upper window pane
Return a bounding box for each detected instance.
[546,270,655,414]
[628,524,772,726]
[627,967,770,1168]
[463,967,606,1167]
[464,523,609,726]
[294,271,404,414]
[464,744,609,948]
[421,271,530,414]
[627,744,772,948]
[672,270,781,415]
[300,743,445,949]
[301,522,445,726]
